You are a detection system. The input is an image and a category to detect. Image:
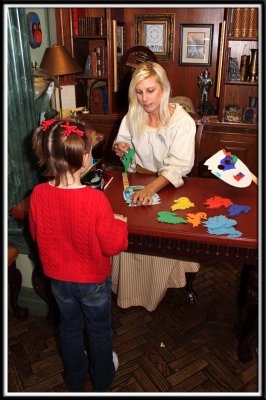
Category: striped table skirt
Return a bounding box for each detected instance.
[111,252,200,311]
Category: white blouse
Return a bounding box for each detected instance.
[114,104,196,188]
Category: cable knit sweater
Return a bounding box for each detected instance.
[29,182,128,283]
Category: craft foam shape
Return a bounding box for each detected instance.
[204,149,252,187]
[122,148,135,172]
[203,215,237,229]
[123,185,161,207]
[186,212,207,227]
[204,196,233,209]
[171,197,195,211]
[157,211,188,224]
[202,215,242,238]
[227,204,251,217]
[207,226,243,238]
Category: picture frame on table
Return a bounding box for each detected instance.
[135,14,174,60]
[180,24,213,66]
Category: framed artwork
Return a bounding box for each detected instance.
[136,14,174,60]
[113,20,126,92]
[180,24,213,66]
[117,22,125,59]
[27,12,42,48]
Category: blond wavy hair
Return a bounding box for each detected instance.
[127,61,171,136]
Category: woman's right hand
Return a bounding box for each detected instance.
[114,142,130,158]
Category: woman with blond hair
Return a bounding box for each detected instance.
[112,61,199,311]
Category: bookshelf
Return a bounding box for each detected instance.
[60,7,125,117]
[71,9,108,115]
[217,8,258,126]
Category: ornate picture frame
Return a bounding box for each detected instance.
[136,14,174,60]
[180,24,213,66]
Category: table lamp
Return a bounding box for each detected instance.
[40,45,82,117]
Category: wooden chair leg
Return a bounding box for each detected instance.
[8,260,28,319]
[185,272,197,304]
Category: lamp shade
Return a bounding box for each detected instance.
[40,45,82,76]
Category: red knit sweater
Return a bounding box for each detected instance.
[29,182,128,283]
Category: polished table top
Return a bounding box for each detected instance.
[104,172,258,264]
[11,172,258,264]
[105,172,257,247]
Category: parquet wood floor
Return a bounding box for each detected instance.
[7,261,259,394]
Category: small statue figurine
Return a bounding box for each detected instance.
[198,68,214,114]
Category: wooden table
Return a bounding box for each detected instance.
[104,172,257,265]
[10,172,258,362]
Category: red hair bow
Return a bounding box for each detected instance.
[60,121,84,137]
[41,118,58,131]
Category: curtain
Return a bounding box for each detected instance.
[7,8,39,250]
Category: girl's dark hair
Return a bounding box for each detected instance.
[32,119,92,186]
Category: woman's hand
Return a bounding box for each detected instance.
[114,142,130,158]
[131,175,170,206]
[114,213,128,222]
[131,187,154,206]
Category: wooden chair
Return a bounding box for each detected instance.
[188,114,206,178]
[8,246,28,319]
[182,114,207,303]
[169,97,206,178]
[169,98,208,303]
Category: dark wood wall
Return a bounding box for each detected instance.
[124,8,225,113]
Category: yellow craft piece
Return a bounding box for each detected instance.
[171,196,195,211]
[186,212,208,227]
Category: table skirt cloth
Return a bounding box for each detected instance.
[111,253,200,311]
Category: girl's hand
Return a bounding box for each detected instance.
[114,142,130,158]
[131,187,154,206]
[114,213,128,222]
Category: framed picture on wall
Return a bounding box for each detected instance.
[136,14,174,60]
[180,24,213,66]
[117,22,125,59]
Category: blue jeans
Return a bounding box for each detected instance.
[50,275,115,392]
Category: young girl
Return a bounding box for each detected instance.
[29,118,128,392]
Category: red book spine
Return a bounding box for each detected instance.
[91,51,97,76]
[72,8,79,36]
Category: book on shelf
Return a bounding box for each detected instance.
[89,83,108,115]
[231,8,242,38]
[240,8,250,37]
[78,17,83,35]
[73,13,105,36]
[72,8,79,36]
[96,47,102,77]
[248,8,258,38]
[84,54,91,75]
[231,7,258,39]
[95,17,105,35]
[84,47,106,77]
[91,51,97,76]
[90,87,104,114]
[228,9,234,37]
[100,47,107,76]
[103,86,108,114]
[77,17,95,35]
